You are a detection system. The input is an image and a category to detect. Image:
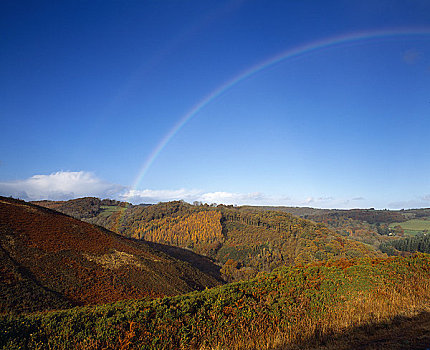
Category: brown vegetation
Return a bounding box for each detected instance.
[0,197,223,313]
[2,255,430,349]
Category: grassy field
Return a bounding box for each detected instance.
[2,254,430,350]
[98,205,126,217]
[390,218,430,236]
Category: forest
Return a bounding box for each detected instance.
[380,233,430,255]
[33,199,386,281]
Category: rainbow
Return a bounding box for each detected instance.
[131,28,430,192]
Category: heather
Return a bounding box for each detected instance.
[2,254,430,349]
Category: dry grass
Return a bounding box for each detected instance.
[83,250,147,270]
[193,257,430,350]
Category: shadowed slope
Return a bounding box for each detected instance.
[144,240,224,282]
[282,311,430,350]
[0,197,223,313]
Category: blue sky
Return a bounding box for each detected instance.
[1,0,430,208]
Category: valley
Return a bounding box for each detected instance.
[33,198,389,281]
[1,196,430,349]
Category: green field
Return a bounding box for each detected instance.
[389,219,430,236]
[98,205,126,217]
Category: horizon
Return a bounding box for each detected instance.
[8,193,430,212]
[1,1,430,209]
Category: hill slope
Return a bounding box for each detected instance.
[248,206,430,250]
[34,199,384,281]
[0,197,223,313]
[2,254,430,349]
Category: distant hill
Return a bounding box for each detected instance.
[248,206,410,223]
[0,197,223,314]
[31,197,138,219]
[245,205,430,253]
[34,199,384,281]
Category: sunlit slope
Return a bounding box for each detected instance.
[55,200,384,280]
[247,206,430,252]
[2,255,430,349]
[35,200,384,280]
[0,197,223,313]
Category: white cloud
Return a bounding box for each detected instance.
[120,188,203,204]
[120,189,267,205]
[0,171,125,201]
[388,195,430,209]
[296,196,372,209]
[0,171,278,205]
[304,196,334,205]
[200,191,265,204]
[121,189,369,208]
[0,170,377,209]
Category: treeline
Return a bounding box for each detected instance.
[331,209,406,224]
[380,234,430,255]
[33,197,131,219]
[221,209,303,235]
[306,211,405,227]
[250,206,408,224]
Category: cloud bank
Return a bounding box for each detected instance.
[2,170,419,209]
[120,189,268,206]
[388,195,430,209]
[0,171,125,201]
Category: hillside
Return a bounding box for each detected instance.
[243,206,430,254]
[0,197,223,314]
[35,199,384,281]
[31,197,136,220]
[2,254,430,349]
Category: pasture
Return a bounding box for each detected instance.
[390,218,430,236]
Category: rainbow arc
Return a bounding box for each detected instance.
[131,28,430,193]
